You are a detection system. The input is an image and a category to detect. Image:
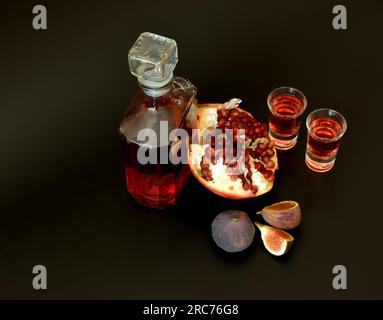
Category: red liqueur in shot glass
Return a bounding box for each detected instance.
[305,108,347,173]
[267,87,307,150]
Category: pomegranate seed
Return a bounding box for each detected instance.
[255,127,262,135]
[217,109,228,118]
[267,141,274,149]
[246,128,253,136]
[251,185,258,194]
[242,182,251,191]
[228,161,238,168]
[200,162,210,170]
[217,119,226,128]
[260,123,268,132]
[265,148,275,157]
[258,143,266,150]
[201,168,210,176]
[237,122,247,129]
[265,159,275,169]
[201,155,208,163]
[263,170,273,180]
[254,162,264,171]
[255,147,263,155]
[262,156,270,163]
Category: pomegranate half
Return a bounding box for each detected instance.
[187,99,278,199]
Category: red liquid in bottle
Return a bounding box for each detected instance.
[121,141,190,209]
[269,95,305,137]
[119,90,192,209]
[307,117,342,158]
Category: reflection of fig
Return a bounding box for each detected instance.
[255,222,294,256]
[212,210,255,253]
[257,200,301,230]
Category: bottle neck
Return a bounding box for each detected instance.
[139,81,172,98]
[139,81,172,111]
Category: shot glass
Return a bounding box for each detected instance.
[267,87,307,150]
[305,108,347,172]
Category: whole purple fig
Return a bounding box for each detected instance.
[212,210,255,253]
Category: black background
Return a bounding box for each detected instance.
[0,0,382,299]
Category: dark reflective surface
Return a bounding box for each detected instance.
[0,0,382,299]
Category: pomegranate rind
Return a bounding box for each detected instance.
[188,103,278,199]
[255,222,294,256]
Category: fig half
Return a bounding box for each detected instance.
[257,200,301,230]
[255,222,294,256]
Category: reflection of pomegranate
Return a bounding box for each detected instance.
[187,99,278,199]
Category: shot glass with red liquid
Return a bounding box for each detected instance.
[305,108,347,173]
[267,87,307,150]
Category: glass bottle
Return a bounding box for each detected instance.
[119,32,197,209]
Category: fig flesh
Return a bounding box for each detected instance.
[257,200,301,230]
[255,222,294,256]
[212,210,255,253]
